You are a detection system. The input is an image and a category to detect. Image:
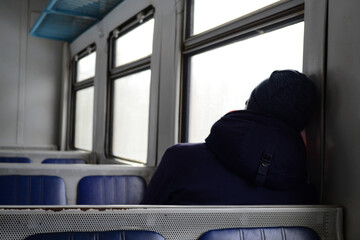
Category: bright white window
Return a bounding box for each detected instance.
[115,19,154,67]
[76,51,96,82]
[193,0,280,35]
[110,11,154,164]
[73,47,96,151]
[74,86,94,151]
[112,70,151,163]
[188,22,304,142]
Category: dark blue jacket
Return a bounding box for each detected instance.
[141,110,316,205]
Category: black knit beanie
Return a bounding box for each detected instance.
[246,70,316,131]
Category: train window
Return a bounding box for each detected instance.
[188,22,303,142]
[114,19,154,67]
[74,87,94,150]
[182,0,305,142]
[76,51,96,82]
[112,70,151,163]
[191,0,280,35]
[108,7,154,164]
[71,45,96,151]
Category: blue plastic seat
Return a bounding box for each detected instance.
[199,227,320,240]
[0,157,31,163]
[77,175,146,205]
[42,158,86,164]
[25,230,165,240]
[0,175,67,205]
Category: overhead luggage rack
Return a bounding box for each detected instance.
[30,0,124,42]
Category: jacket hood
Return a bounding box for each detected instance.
[205,110,308,190]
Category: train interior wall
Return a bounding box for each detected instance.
[0,0,360,239]
[323,0,360,239]
[0,0,63,150]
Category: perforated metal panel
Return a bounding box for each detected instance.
[0,206,343,240]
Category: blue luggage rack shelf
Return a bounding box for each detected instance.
[30,0,123,42]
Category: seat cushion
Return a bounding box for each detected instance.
[77,175,146,205]
[199,227,320,240]
[0,175,67,205]
[42,158,86,164]
[0,157,31,163]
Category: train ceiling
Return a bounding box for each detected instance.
[30,0,124,42]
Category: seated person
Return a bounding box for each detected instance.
[141,70,317,205]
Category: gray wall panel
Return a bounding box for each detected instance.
[0,0,22,145]
[24,29,62,146]
[325,0,360,239]
[0,0,63,149]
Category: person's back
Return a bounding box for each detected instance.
[141,70,317,205]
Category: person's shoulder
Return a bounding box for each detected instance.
[162,143,211,164]
[165,143,207,156]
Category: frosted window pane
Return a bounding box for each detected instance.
[115,19,154,67]
[188,22,304,142]
[193,0,280,35]
[77,52,96,82]
[112,70,151,163]
[74,87,94,151]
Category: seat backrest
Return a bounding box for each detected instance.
[0,175,67,205]
[24,230,165,240]
[0,157,31,163]
[199,227,320,240]
[42,158,86,164]
[77,175,146,205]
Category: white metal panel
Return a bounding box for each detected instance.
[0,206,343,240]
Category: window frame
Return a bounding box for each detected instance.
[180,0,305,142]
[106,7,155,164]
[69,44,96,151]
